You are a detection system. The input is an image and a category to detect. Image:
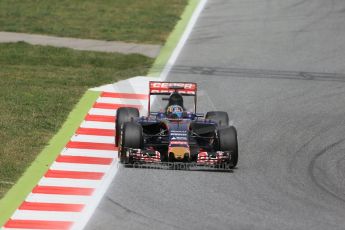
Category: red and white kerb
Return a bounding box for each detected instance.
[3,91,148,230]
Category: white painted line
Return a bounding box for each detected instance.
[160,0,208,80]
[80,121,115,130]
[26,193,90,204]
[61,148,117,158]
[71,135,114,144]
[38,178,101,188]
[50,162,110,173]
[12,210,81,221]
[88,108,117,116]
[96,97,147,105]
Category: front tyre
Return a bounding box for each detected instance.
[122,122,143,149]
[218,126,238,169]
[119,122,143,165]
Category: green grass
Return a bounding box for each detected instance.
[0,42,153,197]
[0,0,188,44]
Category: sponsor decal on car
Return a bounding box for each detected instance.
[170,141,188,145]
[171,136,188,140]
[149,82,197,95]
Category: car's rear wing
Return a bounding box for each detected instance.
[148,81,198,114]
[149,81,197,95]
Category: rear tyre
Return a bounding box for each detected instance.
[206,111,229,127]
[115,107,139,146]
[218,126,238,169]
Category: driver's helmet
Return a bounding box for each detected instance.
[166,105,184,118]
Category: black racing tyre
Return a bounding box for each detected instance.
[115,107,139,146]
[218,126,238,168]
[205,111,229,127]
[119,122,143,165]
[122,122,143,149]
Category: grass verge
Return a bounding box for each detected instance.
[0,90,100,226]
[0,0,187,44]
[0,42,153,198]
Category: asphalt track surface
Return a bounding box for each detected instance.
[86,0,345,229]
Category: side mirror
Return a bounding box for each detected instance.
[195,113,204,118]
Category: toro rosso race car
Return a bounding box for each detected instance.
[116,81,238,169]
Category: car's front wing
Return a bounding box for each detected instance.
[124,149,231,166]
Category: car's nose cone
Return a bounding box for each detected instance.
[168,147,190,160]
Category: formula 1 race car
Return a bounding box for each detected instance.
[116,81,238,169]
